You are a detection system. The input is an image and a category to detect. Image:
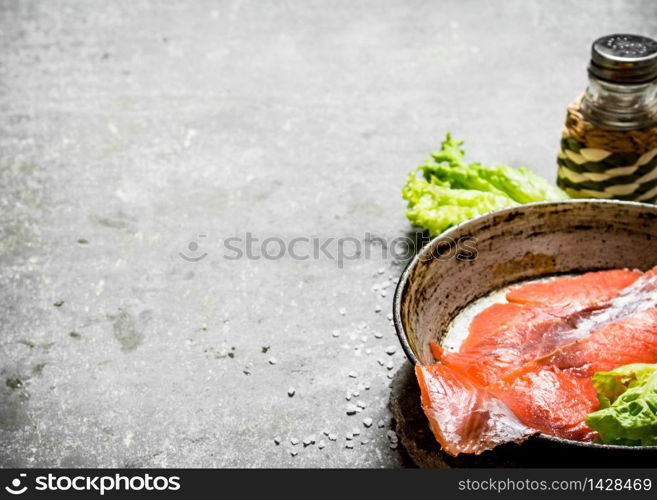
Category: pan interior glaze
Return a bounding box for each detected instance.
[393,199,657,452]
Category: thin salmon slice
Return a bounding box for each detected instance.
[416,363,536,455]
[461,302,561,353]
[446,304,570,386]
[437,268,657,386]
[536,306,657,376]
[506,269,640,310]
[493,306,657,441]
[494,366,598,442]
[443,269,642,383]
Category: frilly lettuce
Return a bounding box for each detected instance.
[402,134,568,236]
[585,363,657,446]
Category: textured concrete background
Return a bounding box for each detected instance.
[1,0,656,468]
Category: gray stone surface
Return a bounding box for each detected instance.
[0,0,655,468]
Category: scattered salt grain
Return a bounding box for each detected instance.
[303,436,315,447]
[386,430,398,443]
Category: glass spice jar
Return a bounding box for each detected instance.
[557,34,657,202]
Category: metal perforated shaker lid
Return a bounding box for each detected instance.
[589,34,657,84]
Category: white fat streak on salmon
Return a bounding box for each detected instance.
[569,270,657,342]
[521,269,657,357]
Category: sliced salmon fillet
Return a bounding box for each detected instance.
[506,269,641,310]
[432,304,559,386]
[417,266,657,455]
[461,302,561,353]
[492,306,657,441]
[537,307,657,376]
[437,268,657,386]
[416,364,536,455]
[493,366,598,441]
[444,304,572,386]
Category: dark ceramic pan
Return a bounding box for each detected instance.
[393,199,657,457]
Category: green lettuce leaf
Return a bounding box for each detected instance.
[585,363,657,446]
[402,172,515,236]
[474,164,569,204]
[402,134,569,236]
